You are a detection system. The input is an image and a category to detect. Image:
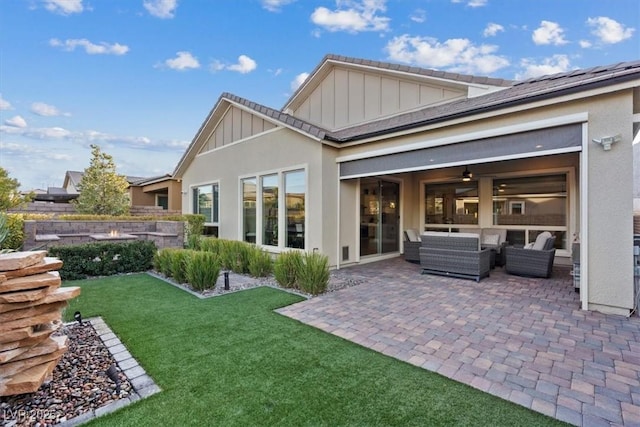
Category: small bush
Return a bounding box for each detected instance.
[199,236,224,255]
[186,251,220,291]
[153,248,173,276]
[1,214,25,250]
[220,240,252,274]
[170,249,195,284]
[247,247,273,277]
[273,251,303,288]
[297,252,330,295]
[186,234,203,250]
[49,240,156,280]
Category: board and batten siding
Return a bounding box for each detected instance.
[293,67,465,131]
[199,105,277,153]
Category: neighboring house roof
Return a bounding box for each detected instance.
[129,173,175,186]
[63,170,84,193]
[173,56,640,177]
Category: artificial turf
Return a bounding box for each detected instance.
[63,274,567,426]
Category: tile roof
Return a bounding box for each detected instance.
[326,60,640,142]
[221,92,327,140]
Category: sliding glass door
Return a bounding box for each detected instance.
[360,179,399,256]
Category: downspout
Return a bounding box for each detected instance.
[580,122,589,310]
[336,164,341,270]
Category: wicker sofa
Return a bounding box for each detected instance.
[419,232,492,282]
[403,229,422,263]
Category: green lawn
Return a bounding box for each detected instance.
[64,274,567,426]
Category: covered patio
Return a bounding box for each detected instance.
[277,258,640,426]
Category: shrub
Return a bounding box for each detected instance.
[1,213,25,251]
[199,236,224,255]
[186,251,220,291]
[273,251,303,288]
[219,240,252,274]
[153,248,174,277]
[49,240,156,280]
[170,249,195,284]
[183,214,205,244]
[186,233,203,250]
[247,247,273,277]
[297,252,330,295]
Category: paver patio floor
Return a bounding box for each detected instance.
[277,257,640,426]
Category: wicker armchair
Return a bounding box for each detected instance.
[403,229,421,263]
[505,235,556,278]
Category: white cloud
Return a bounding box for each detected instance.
[49,38,129,55]
[0,94,12,110]
[227,55,257,74]
[532,21,568,45]
[587,16,635,44]
[261,0,296,12]
[516,54,572,80]
[5,116,27,128]
[43,0,83,15]
[311,0,390,33]
[483,23,504,37]
[143,0,178,19]
[162,51,200,71]
[0,125,186,151]
[579,39,592,48]
[31,102,70,117]
[385,34,509,75]
[410,9,426,23]
[211,55,257,74]
[451,0,487,7]
[291,73,310,92]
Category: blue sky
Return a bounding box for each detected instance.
[0,0,638,191]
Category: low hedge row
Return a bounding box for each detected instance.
[274,251,330,295]
[48,240,156,280]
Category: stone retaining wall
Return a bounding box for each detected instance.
[9,203,181,218]
[23,220,184,250]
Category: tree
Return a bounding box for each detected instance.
[72,144,130,216]
[0,167,33,211]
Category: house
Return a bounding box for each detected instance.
[128,174,182,211]
[61,170,180,210]
[174,54,640,316]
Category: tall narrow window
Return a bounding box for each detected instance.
[262,174,278,246]
[285,170,305,249]
[242,178,256,243]
[193,184,219,224]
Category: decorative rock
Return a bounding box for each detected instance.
[0,251,47,272]
[0,258,63,280]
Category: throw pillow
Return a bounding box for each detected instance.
[524,242,535,249]
[482,234,500,246]
[532,231,552,250]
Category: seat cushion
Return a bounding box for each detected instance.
[482,234,500,246]
[532,231,552,250]
[405,229,421,242]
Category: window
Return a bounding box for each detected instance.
[242,178,257,243]
[192,184,219,224]
[285,170,305,249]
[262,174,279,246]
[156,194,168,210]
[242,169,306,248]
[425,182,478,225]
[493,174,567,249]
[493,175,566,226]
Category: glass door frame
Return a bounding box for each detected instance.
[359,177,401,257]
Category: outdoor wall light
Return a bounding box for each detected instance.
[462,166,472,182]
[74,311,82,325]
[106,364,121,394]
[592,134,621,151]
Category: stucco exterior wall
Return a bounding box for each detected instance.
[181,127,339,263]
[583,90,634,314]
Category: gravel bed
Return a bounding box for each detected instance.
[152,268,368,299]
[1,322,131,427]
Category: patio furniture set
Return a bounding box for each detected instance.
[403,229,556,281]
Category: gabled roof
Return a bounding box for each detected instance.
[283,54,514,113]
[173,93,329,176]
[327,59,640,143]
[129,174,175,186]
